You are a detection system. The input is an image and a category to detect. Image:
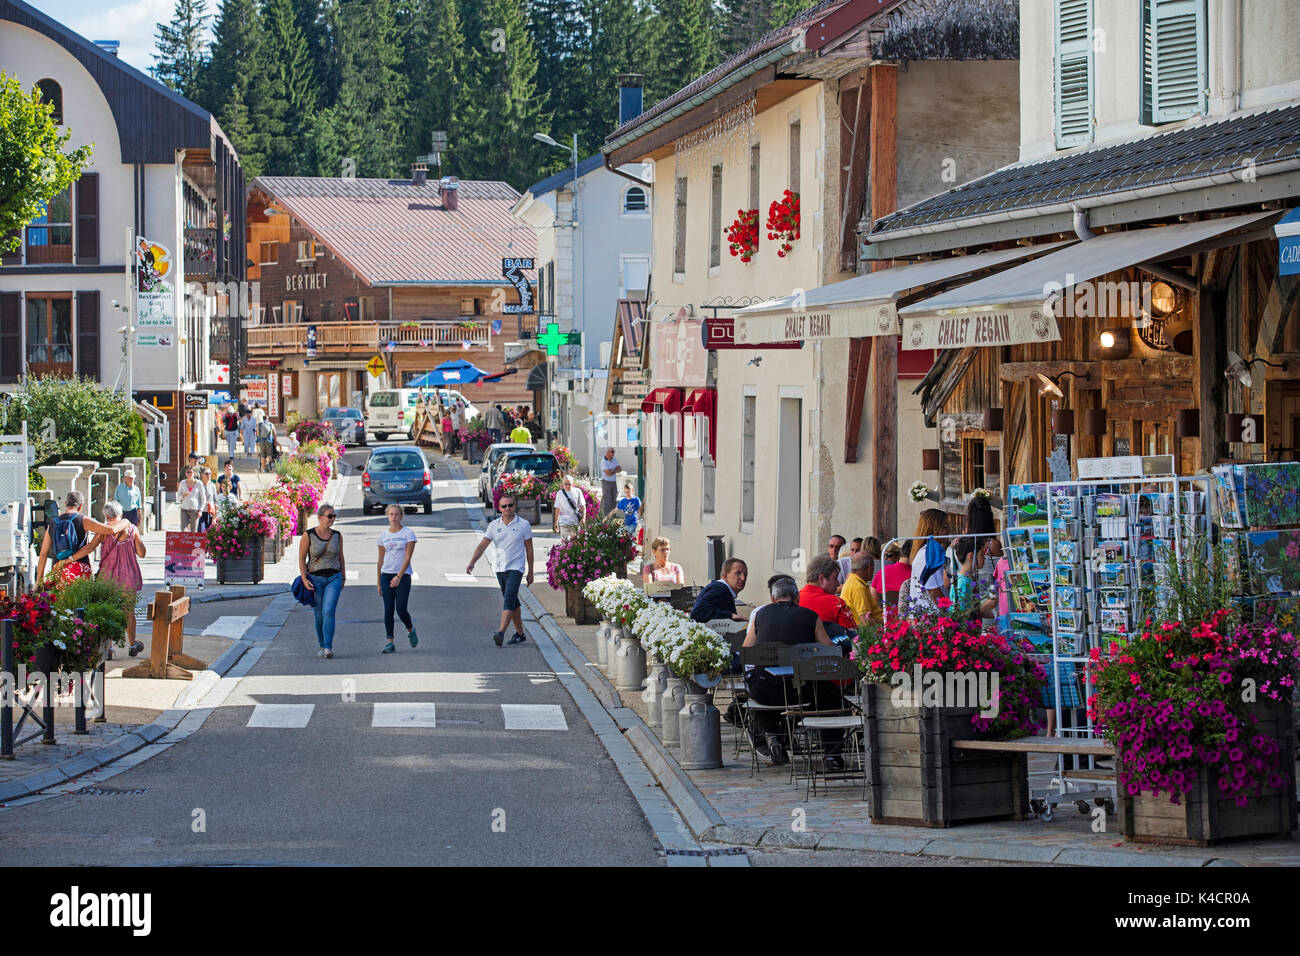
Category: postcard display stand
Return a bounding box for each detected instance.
[1210,462,1300,626]
[1001,461,1209,810]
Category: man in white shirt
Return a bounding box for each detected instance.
[600,448,620,514]
[553,474,583,537]
[466,493,535,646]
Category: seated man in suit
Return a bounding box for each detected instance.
[689,557,748,622]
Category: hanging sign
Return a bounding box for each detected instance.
[501,258,535,315]
[900,308,1060,351]
[367,356,386,378]
[164,531,207,587]
[182,392,209,410]
[268,372,280,418]
[135,236,175,330]
[306,325,318,357]
[1276,208,1300,276]
[1076,454,1176,481]
[704,317,802,350]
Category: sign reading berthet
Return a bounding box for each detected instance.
[164,531,207,587]
[502,258,535,315]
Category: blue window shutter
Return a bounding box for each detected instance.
[1149,0,1207,123]
[1055,0,1094,148]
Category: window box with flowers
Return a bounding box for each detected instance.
[724,208,760,263]
[493,472,550,525]
[766,190,800,257]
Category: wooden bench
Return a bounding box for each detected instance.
[951,735,1114,757]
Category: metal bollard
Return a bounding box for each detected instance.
[41,665,55,746]
[73,606,87,734]
[2,618,13,759]
[92,657,107,723]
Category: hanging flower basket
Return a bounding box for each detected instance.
[725,208,759,263]
[765,190,800,257]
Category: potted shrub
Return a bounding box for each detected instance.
[851,601,1046,827]
[53,577,131,668]
[494,472,549,525]
[765,189,800,257]
[458,417,491,463]
[0,588,61,672]
[725,208,760,263]
[207,502,274,584]
[549,513,637,623]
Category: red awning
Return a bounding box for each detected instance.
[640,387,683,415]
[681,387,716,462]
[641,386,684,456]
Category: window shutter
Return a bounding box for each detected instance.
[673,177,687,274]
[1054,0,1094,148]
[0,292,20,382]
[76,290,100,380]
[1,230,21,265]
[1148,0,1206,123]
[75,172,99,264]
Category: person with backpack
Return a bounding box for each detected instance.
[34,491,130,586]
[72,500,147,657]
[222,406,240,459]
[257,417,277,472]
[240,409,257,458]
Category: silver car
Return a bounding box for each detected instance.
[322,406,367,445]
[478,442,535,503]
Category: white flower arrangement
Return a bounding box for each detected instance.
[908,480,930,503]
[972,487,991,500]
[632,601,684,659]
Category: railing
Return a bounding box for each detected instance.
[379,321,491,350]
[184,227,216,277]
[518,314,549,338]
[247,322,379,352]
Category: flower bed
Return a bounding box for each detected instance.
[547,512,636,592]
[626,590,731,681]
[493,472,550,511]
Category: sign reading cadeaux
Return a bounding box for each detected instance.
[502,258,535,315]
[900,308,1060,351]
[164,531,207,587]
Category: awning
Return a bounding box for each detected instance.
[525,364,549,391]
[640,387,683,415]
[897,211,1279,350]
[641,386,685,456]
[681,387,716,462]
[731,242,1070,344]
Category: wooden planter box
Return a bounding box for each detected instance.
[1118,702,1297,846]
[861,683,1029,828]
[216,536,265,584]
[565,586,600,625]
[518,498,542,525]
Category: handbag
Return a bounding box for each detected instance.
[291,575,316,607]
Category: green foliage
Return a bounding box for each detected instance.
[258,0,318,175]
[53,576,133,649]
[0,72,93,253]
[1145,537,1241,632]
[199,0,264,175]
[0,376,138,469]
[152,0,212,97]
[650,0,719,106]
[27,468,45,490]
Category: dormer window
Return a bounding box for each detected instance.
[36,79,63,125]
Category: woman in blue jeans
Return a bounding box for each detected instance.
[376,504,418,653]
[299,504,346,658]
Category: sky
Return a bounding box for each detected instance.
[28,0,204,75]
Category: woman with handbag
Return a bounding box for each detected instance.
[299,504,346,658]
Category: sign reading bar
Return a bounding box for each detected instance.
[502,257,535,315]
[704,317,801,350]
[900,308,1060,351]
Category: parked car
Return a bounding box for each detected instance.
[361,446,433,515]
[322,406,367,445]
[490,451,560,511]
[365,389,421,442]
[478,442,535,503]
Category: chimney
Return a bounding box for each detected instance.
[441,177,459,212]
[94,40,120,56]
[618,74,644,126]
[411,161,428,186]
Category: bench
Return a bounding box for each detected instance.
[951,736,1116,822]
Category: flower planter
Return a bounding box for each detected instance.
[216,536,265,585]
[518,498,542,525]
[861,683,1030,828]
[298,507,309,535]
[265,532,284,564]
[642,657,669,730]
[605,625,621,671]
[33,641,59,676]
[678,689,723,770]
[466,441,484,465]
[1117,702,1297,846]
[565,586,600,625]
[594,620,609,665]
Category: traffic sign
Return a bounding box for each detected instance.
[537,321,582,357]
[367,356,386,378]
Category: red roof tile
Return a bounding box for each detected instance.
[251,176,535,286]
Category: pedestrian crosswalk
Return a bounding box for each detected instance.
[243,702,568,731]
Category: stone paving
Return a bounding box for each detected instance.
[0,721,136,791]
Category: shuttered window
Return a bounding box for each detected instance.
[77,290,100,380]
[1054,0,1094,148]
[75,173,99,264]
[0,293,20,383]
[1142,0,1207,124]
[673,177,687,275]
[709,164,722,269]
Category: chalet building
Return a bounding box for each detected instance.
[602,0,1019,588]
[857,0,1300,518]
[0,0,246,473]
[244,175,536,421]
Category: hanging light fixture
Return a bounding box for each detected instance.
[1084,408,1108,435]
[1175,408,1200,438]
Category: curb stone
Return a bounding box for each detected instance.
[757,828,820,850]
[921,839,1060,865]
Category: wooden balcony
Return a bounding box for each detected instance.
[246,320,492,354]
[380,320,491,350]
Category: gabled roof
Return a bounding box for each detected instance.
[0,0,230,164]
[869,103,1300,240]
[526,154,606,198]
[251,176,535,287]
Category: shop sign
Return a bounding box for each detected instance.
[135,236,175,330]
[182,392,209,410]
[164,531,207,587]
[731,309,887,346]
[502,258,535,315]
[900,308,1060,351]
[268,372,280,418]
[306,325,318,357]
[243,376,268,405]
[1076,454,1176,481]
[367,356,386,378]
[652,317,707,387]
[1277,209,1300,276]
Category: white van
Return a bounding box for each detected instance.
[366,388,481,441]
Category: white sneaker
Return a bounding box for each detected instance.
[323,648,334,659]
[317,648,326,658]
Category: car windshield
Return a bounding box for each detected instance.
[369,452,425,472]
[325,408,360,419]
[504,456,555,477]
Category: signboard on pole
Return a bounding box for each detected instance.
[367,356,386,378]
[502,258,535,315]
[306,325,318,357]
[135,236,175,339]
[183,392,209,410]
[268,372,280,418]
[164,531,207,587]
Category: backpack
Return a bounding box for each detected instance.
[258,419,274,440]
[53,513,85,561]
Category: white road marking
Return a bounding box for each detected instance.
[201,616,257,639]
[347,570,359,580]
[444,572,477,582]
[501,704,568,731]
[246,703,315,728]
[371,703,437,728]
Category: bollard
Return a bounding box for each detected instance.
[604,625,621,672]
[642,657,669,731]
[615,634,647,692]
[92,657,107,723]
[41,667,55,746]
[594,620,609,667]
[73,606,87,734]
[2,618,13,759]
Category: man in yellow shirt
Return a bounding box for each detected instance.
[509,422,532,444]
[839,552,881,630]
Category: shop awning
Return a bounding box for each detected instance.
[731,243,1069,344]
[642,386,685,456]
[640,387,683,415]
[681,387,716,462]
[525,364,549,391]
[897,211,1279,350]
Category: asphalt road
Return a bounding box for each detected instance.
[0,445,663,866]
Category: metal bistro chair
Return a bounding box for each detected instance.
[705,622,750,756]
[776,643,841,785]
[791,656,865,800]
[738,643,807,777]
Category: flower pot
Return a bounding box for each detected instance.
[660,677,687,749]
[518,498,542,525]
[605,625,622,672]
[297,507,309,535]
[615,635,647,692]
[33,641,59,676]
[466,441,483,464]
[566,586,600,625]
[861,683,1030,827]
[642,658,669,730]
[678,692,723,769]
[1117,702,1297,846]
[216,536,265,584]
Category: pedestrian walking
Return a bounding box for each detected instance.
[240,410,257,458]
[198,467,218,532]
[553,474,583,538]
[466,494,534,646]
[223,459,242,499]
[600,448,620,513]
[299,504,345,658]
[178,465,207,532]
[376,504,418,654]
[616,481,641,532]
[115,469,142,528]
[252,403,265,426]
[79,500,146,656]
[35,490,126,585]
[213,475,239,511]
[222,406,240,460]
[485,403,506,445]
[257,416,277,472]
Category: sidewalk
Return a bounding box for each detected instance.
[522,575,1300,867]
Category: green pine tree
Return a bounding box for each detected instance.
[402,0,481,177]
[579,0,659,146]
[649,0,717,104]
[197,0,266,173]
[151,0,211,98]
[258,0,319,174]
[528,0,581,153]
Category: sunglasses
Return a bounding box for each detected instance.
[500,503,516,508]
[320,513,336,519]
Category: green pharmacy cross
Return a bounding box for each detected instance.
[537,322,582,356]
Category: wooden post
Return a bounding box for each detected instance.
[121,585,199,679]
[165,584,206,672]
[868,64,899,540]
